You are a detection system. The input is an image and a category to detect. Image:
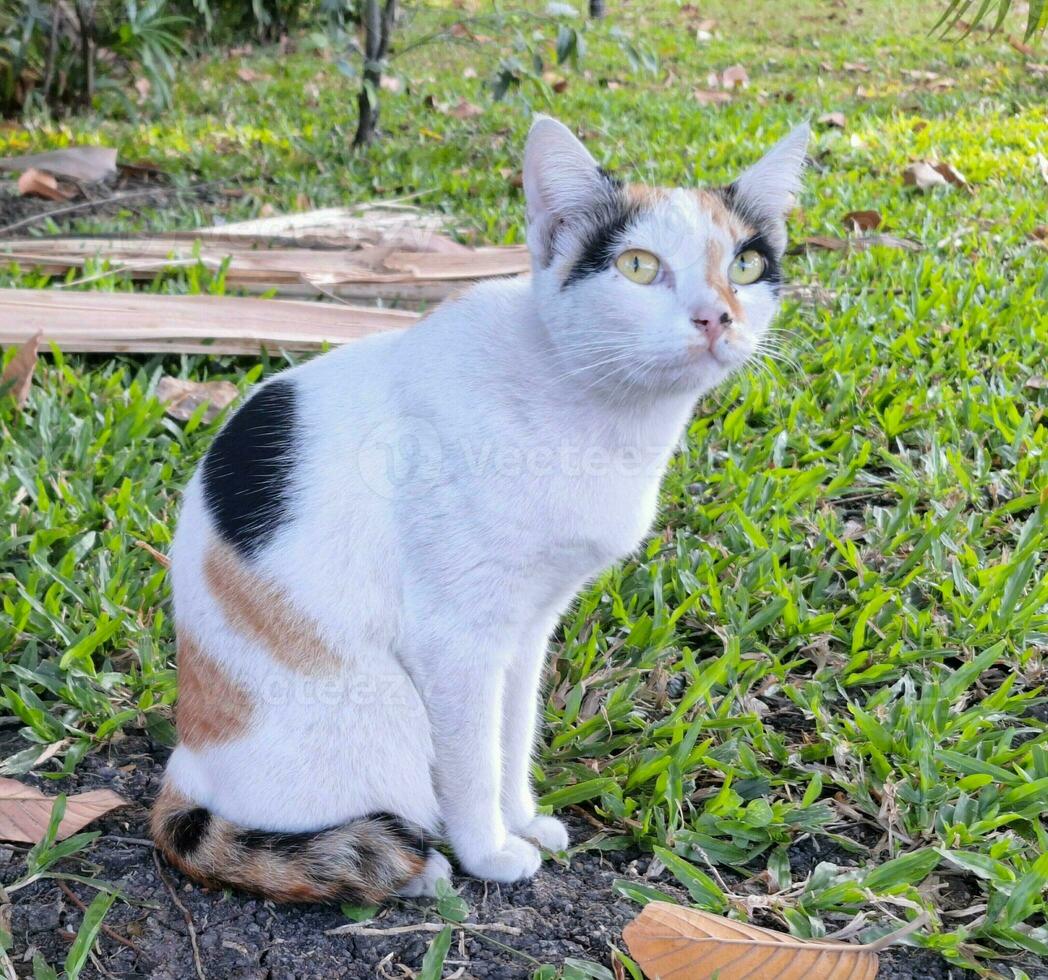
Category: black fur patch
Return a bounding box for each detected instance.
[201,378,299,559]
[235,828,320,854]
[168,807,211,855]
[562,192,641,289]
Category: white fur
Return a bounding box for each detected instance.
[164,116,806,890]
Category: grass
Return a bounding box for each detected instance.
[2,0,1048,975]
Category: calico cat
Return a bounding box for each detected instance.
[151,115,808,902]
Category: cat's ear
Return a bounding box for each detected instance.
[730,122,809,249]
[523,116,609,261]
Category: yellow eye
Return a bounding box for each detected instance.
[615,249,660,285]
[728,249,766,285]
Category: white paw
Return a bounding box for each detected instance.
[520,815,569,853]
[398,851,453,898]
[460,835,541,883]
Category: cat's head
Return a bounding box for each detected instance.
[523,116,808,398]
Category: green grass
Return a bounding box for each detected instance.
[2,0,1048,975]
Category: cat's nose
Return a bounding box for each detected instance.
[691,307,733,346]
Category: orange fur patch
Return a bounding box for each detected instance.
[694,189,755,243]
[704,238,744,322]
[203,540,341,676]
[176,630,254,749]
[625,182,666,208]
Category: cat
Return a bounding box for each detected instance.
[151,115,808,903]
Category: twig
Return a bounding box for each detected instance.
[326,920,521,938]
[57,881,140,953]
[0,183,221,237]
[105,835,156,848]
[152,850,207,980]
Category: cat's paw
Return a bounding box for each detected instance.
[460,835,542,883]
[398,850,453,898]
[519,815,569,853]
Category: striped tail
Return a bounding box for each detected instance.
[151,784,432,904]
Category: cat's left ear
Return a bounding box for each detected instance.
[730,122,810,251]
[523,116,612,263]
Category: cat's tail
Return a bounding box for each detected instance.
[150,783,441,903]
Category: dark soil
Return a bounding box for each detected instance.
[0,167,223,237]
[1,734,1026,979]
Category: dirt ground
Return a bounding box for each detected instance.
[0,169,221,237]
[2,734,1007,980]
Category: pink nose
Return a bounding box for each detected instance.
[692,307,733,346]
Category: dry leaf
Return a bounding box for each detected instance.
[1008,34,1035,56]
[1025,376,1048,389]
[236,67,264,83]
[694,89,732,106]
[818,111,846,129]
[448,99,483,118]
[1028,62,1048,77]
[1,332,40,408]
[379,75,402,93]
[0,146,116,182]
[931,161,971,191]
[156,376,239,422]
[842,60,870,72]
[842,209,882,232]
[1031,226,1048,249]
[798,233,922,253]
[721,64,749,88]
[0,776,126,844]
[623,902,879,980]
[17,167,75,202]
[903,161,948,191]
[902,69,939,82]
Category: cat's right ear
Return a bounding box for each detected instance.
[523,116,608,263]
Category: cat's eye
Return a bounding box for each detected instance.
[728,249,766,285]
[615,249,660,285]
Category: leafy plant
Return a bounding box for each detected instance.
[936,0,1047,40]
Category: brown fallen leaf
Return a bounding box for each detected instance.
[17,167,76,202]
[623,903,880,980]
[0,776,127,844]
[236,67,265,83]
[818,111,847,129]
[1028,63,1048,77]
[843,60,870,72]
[721,64,749,88]
[694,89,732,106]
[1025,376,1048,389]
[797,233,922,253]
[931,161,972,191]
[902,68,939,82]
[1008,34,1035,56]
[1,331,41,408]
[1031,226,1048,249]
[0,146,117,182]
[842,209,882,232]
[448,99,483,118]
[156,376,239,423]
[903,161,948,191]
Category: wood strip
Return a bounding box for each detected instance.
[0,289,418,355]
[0,237,531,300]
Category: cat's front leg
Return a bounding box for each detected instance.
[412,654,542,883]
[500,619,570,854]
